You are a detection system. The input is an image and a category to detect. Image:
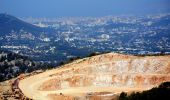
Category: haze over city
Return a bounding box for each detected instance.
[0,0,170,17]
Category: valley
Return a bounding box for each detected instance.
[0,13,170,65]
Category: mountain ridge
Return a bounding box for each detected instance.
[0,13,55,36]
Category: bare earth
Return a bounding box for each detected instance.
[19,53,170,100]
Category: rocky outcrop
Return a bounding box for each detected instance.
[39,53,170,91]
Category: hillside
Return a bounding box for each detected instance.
[0,50,52,82]
[0,13,54,36]
[18,53,170,100]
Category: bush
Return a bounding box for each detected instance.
[118,82,170,100]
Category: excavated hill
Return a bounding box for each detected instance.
[19,53,170,100]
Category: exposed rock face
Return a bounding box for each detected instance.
[19,53,170,100]
[39,53,170,91]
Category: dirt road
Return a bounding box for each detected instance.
[19,53,170,100]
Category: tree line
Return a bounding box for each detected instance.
[118,82,170,100]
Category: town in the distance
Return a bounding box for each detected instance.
[0,13,170,65]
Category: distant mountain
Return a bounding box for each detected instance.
[0,13,55,36]
[152,15,170,26]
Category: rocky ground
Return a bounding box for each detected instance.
[18,53,170,100]
[0,71,43,100]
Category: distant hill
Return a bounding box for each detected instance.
[152,15,170,26]
[0,13,55,36]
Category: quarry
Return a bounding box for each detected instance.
[18,53,170,100]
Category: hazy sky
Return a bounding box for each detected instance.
[0,0,170,17]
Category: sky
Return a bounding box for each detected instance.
[0,0,170,18]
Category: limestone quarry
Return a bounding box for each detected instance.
[18,53,170,100]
